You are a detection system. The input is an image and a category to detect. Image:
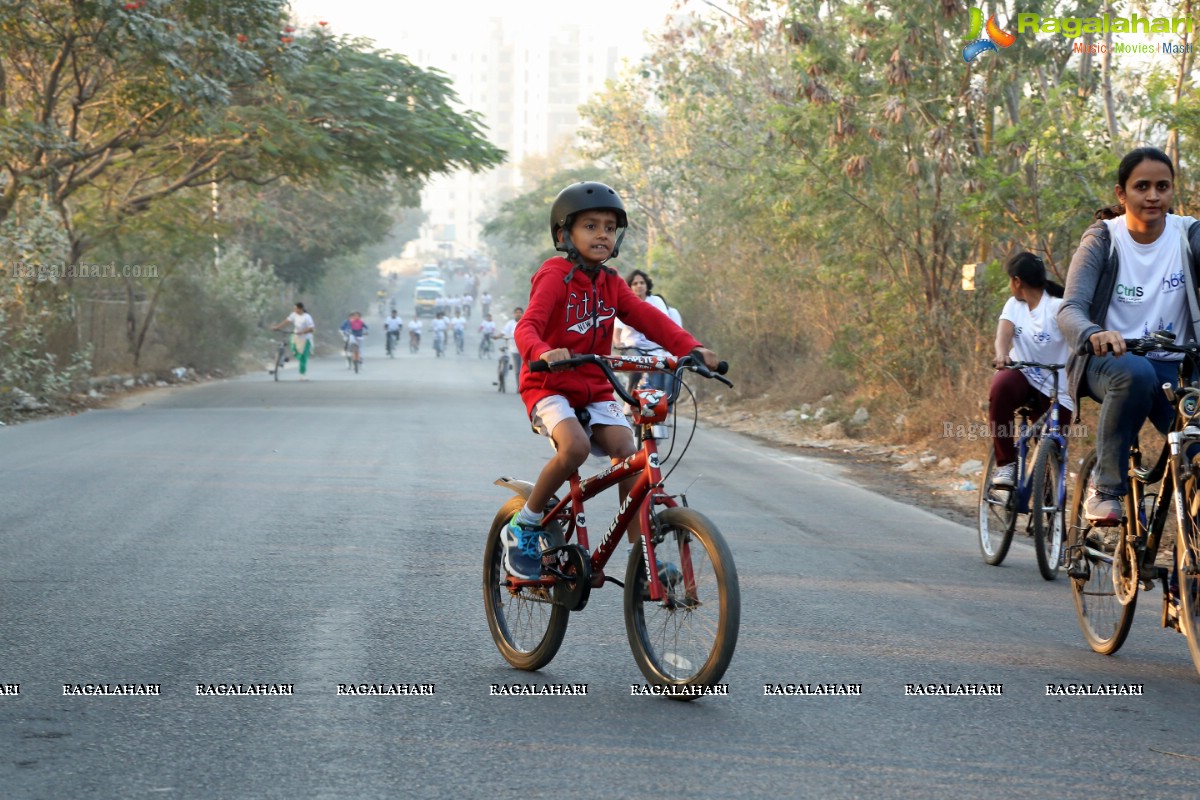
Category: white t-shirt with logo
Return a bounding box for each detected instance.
[1001,295,1074,411]
[1104,214,1195,359]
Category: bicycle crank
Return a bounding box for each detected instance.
[542,544,592,611]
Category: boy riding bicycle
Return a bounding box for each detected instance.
[502,180,719,580]
[339,311,368,366]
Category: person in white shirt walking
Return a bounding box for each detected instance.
[272,302,315,380]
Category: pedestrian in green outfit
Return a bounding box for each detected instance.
[272,302,315,380]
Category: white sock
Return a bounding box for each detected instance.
[515,504,541,528]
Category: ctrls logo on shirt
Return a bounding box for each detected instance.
[963,7,1016,62]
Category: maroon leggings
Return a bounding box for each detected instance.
[989,368,1068,465]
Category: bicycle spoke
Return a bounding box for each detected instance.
[1069,450,1136,655]
[625,509,738,689]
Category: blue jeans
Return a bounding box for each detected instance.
[1084,355,1181,495]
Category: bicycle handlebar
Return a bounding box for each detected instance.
[1000,360,1064,372]
[1076,333,1200,358]
[528,353,732,409]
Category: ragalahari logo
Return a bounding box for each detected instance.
[963,8,1016,62]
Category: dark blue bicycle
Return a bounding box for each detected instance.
[977,361,1069,580]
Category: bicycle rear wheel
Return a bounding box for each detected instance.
[483,497,569,671]
[1068,450,1136,655]
[624,507,739,696]
[1176,476,1200,676]
[1032,440,1066,580]
[978,450,1017,566]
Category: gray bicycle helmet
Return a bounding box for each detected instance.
[549,181,628,261]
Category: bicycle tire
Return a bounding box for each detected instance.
[496,357,507,393]
[624,507,739,696]
[482,497,569,671]
[978,450,1017,566]
[1176,476,1200,676]
[1032,440,1066,581]
[274,347,284,381]
[1069,449,1136,655]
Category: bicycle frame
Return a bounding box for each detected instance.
[1120,382,1200,583]
[1072,340,1200,599]
[506,354,720,603]
[1000,362,1068,518]
[505,416,678,603]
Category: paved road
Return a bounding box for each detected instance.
[2,338,1199,799]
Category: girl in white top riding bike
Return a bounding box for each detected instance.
[988,252,1073,488]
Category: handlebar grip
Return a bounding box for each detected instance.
[529,360,549,373]
[716,361,729,375]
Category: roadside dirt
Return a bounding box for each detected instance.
[705,404,980,530]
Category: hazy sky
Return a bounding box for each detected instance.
[286,0,681,65]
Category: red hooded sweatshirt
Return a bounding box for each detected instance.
[515,257,702,416]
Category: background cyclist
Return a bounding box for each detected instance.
[988,252,1073,489]
[614,268,672,396]
[339,311,369,366]
[271,302,314,381]
[498,307,524,388]
[384,309,403,355]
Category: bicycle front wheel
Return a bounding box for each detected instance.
[1176,476,1200,676]
[496,358,507,393]
[1068,450,1136,655]
[978,450,1017,566]
[274,348,284,381]
[482,497,569,671]
[1032,440,1066,580]
[624,508,739,696]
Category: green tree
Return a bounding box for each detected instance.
[0,2,505,261]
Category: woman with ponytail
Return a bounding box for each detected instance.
[1058,146,1200,525]
[988,252,1074,488]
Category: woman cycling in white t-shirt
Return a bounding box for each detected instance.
[614,269,672,395]
[988,252,1074,488]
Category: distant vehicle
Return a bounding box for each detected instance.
[414,284,444,317]
[420,264,442,280]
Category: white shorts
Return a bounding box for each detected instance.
[530,396,630,457]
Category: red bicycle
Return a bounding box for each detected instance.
[483,353,740,696]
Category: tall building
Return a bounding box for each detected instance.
[395,18,630,259]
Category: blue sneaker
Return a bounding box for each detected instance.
[638,557,684,600]
[657,559,682,588]
[502,514,544,580]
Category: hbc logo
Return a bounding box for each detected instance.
[963,8,1016,62]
